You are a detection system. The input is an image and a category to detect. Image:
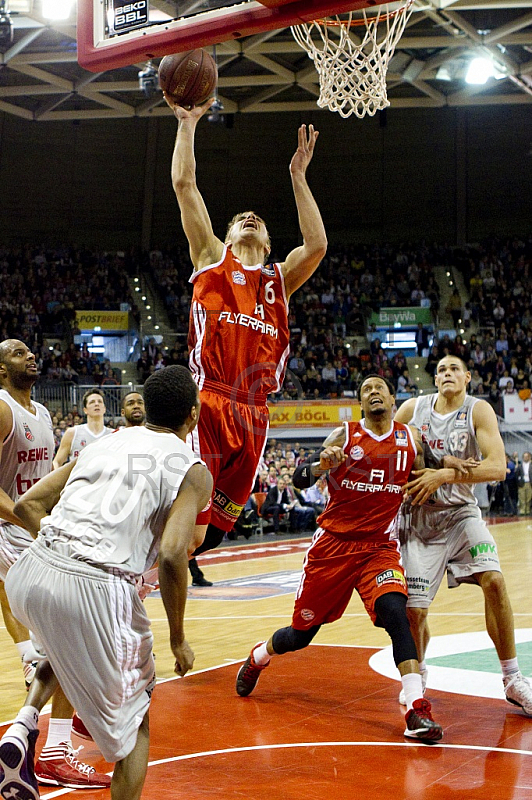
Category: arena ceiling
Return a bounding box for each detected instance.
[0,0,531,120]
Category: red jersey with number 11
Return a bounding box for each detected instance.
[317,419,417,542]
[188,246,290,398]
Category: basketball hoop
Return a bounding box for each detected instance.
[291,1,415,119]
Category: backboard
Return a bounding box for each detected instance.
[77,0,387,72]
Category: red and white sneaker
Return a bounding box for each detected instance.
[35,742,111,789]
[236,643,269,697]
[404,698,443,742]
[72,714,94,741]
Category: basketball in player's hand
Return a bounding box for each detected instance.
[159,49,217,107]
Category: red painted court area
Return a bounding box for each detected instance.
[9,646,531,800]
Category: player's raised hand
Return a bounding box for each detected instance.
[290,124,319,176]
[164,93,214,122]
[171,639,195,677]
[319,445,346,472]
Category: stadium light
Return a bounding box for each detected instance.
[465,57,493,85]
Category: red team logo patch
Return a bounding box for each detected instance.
[349,445,364,460]
[300,608,315,622]
[23,422,34,442]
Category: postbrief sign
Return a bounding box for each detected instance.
[75,310,130,331]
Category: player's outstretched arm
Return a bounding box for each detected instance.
[158,462,213,676]
[282,124,327,298]
[166,96,224,271]
[13,461,77,536]
[52,425,74,470]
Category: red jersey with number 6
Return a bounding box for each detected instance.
[317,419,417,541]
[188,245,290,397]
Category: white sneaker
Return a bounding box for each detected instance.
[22,660,39,691]
[399,669,428,706]
[504,672,532,715]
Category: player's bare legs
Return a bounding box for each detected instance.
[406,606,430,662]
[110,711,150,800]
[27,659,60,709]
[0,580,30,645]
[192,523,208,554]
[476,570,517,659]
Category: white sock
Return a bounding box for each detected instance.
[401,672,423,711]
[16,640,41,663]
[43,718,73,750]
[15,706,39,732]
[253,642,271,666]
[419,660,427,674]
[501,657,520,680]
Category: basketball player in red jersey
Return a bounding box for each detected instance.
[236,375,443,741]
[166,96,327,555]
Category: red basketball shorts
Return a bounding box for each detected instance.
[189,389,269,531]
[292,529,407,629]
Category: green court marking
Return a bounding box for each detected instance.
[427,642,532,676]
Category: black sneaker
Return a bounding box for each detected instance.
[404,699,443,741]
[236,644,269,697]
[192,576,213,587]
[0,723,40,800]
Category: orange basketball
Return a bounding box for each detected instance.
[158,49,217,107]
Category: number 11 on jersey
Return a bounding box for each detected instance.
[396,450,408,472]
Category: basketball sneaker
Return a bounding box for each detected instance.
[236,644,269,697]
[22,660,39,691]
[0,722,40,800]
[35,742,111,788]
[404,699,443,741]
[504,672,532,715]
[398,668,428,706]
[71,714,94,741]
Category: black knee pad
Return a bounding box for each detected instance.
[192,523,226,556]
[374,592,418,666]
[271,625,321,654]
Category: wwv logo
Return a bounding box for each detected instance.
[469,542,497,558]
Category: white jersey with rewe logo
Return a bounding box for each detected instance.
[69,422,114,460]
[0,389,54,564]
[40,426,203,578]
[410,393,480,508]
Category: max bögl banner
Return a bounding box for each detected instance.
[269,400,361,428]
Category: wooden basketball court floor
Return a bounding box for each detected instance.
[1,517,532,799]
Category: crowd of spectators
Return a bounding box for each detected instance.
[4,236,532,406]
[0,244,140,346]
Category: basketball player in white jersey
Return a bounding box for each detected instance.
[120,390,213,587]
[395,355,532,715]
[0,366,212,800]
[0,339,112,790]
[52,389,113,469]
[121,391,145,427]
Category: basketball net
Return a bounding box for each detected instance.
[291,1,415,119]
